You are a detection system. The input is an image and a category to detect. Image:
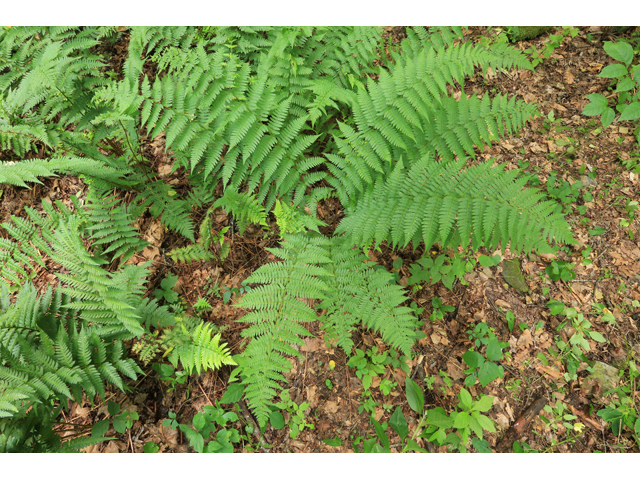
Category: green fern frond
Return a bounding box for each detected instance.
[84,187,148,263]
[237,233,332,426]
[337,156,575,254]
[169,322,236,375]
[213,190,267,235]
[319,239,417,356]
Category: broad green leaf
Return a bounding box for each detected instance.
[143,441,160,453]
[601,107,616,128]
[462,350,484,370]
[599,64,628,79]
[92,419,110,437]
[322,437,343,447]
[473,395,495,413]
[219,382,244,403]
[478,361,502,388]
[108,400,120,415]
[478,255,494,267]
[588,330,607,343]
[425,407,454,429]
[405,376,424,414]
[458,388,472,410]
[453,411,470,429]
[582,94,608,116]
[485,336,502,361]
[468,414,484,438]
[192,412,206,431]
[404,439,428,452]
[269,411,285,429]
[372,419,390,451]
[616,77,635,93]
[472,437,492,452]
[475,412,496,432]
[588,227,607,236]
[389,407,409,441]
[619,101,640,121]
[604,41,634,66]
[113,414,126,434]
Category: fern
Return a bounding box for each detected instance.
[336,155,574,255]
[84,187,148,263]
[236,233,331,426]
[0,26,578,433]
[319,238,417,356]
[166,321,236,375]
[0,281,141,451]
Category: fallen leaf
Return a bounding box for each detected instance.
[536,364,564,381]
[325,401,339,414]
[301,338,322,353]
[104,440,120,453]
[495,299,511,309]
[517,329,533,349]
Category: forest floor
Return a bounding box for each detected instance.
[2,26,640,453]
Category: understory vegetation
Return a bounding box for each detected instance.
[0,26,638,453]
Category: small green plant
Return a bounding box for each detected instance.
[591,302,617,324]
[463,324,507,387]
[163,402,241,453]
[154,274,179,303]
[583,41,640,144]
[347,347,391,391]
[597,361,640,448]
[619,150,640,174]
[430,296,455,322]
[394,377,496,453]
[541,397,583,434]
[545,260,576,282]
[379,378,398,396]
[545,173,582,214]
[152,363,188,392]
[143,441,160,453]
[358,390,379,417]
[523,27,578,69]
[91,401,139,439]
[193,296,213,313]
[506,311,515,332]
[407,252,474,290]
[221,280,252,304]
[547,300,607,381]
[272,389,314,439]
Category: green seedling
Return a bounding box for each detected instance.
[430,296,455,322]
[154,274,179,303]
[222,280,252,304]
[152,363,188,392]
[545,260,576,282]
[163,402,241,453]
[272,388,314,439]
[347,347,390,391]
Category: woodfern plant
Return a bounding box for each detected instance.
[0,26,575,436]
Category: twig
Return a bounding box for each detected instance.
[198,381,213,406]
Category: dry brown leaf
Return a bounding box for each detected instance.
[536,364,564,381]
[104,440,120,453]
[161,422,179,449]
[301,338,322,353]
[325,401,339,414]
[495,299,511,309]
[517,329,533,349]
[306,385,318,407]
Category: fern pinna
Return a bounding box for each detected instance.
[0,26,576,434]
